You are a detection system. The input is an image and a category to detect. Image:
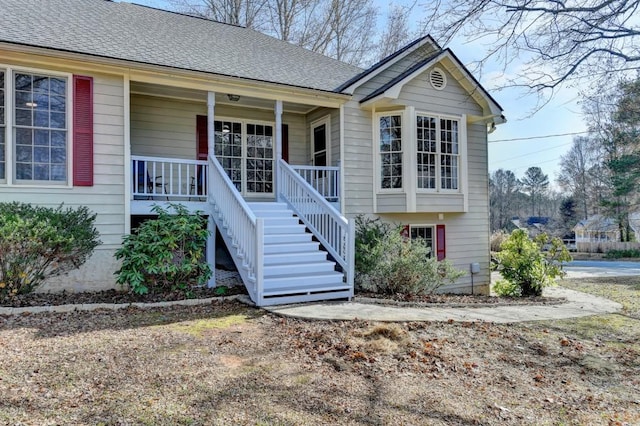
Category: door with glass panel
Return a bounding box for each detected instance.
[213,120,274,196]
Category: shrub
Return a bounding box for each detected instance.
[604,249,640,259]
[356,224,464,295]
[115,204,211,295]
[354,215,394,280]
[490,231,509,252]
[0,202,101,302]
[493,229,572,297]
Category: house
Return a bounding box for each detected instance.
[574,215,620,244]
[510,216,551,237]
[0,0,504,306]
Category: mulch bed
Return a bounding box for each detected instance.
[2,284,564,309]
[1,286,248,308]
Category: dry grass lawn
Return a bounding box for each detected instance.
[0,278,639,425]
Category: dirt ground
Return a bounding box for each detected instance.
[0,277,638,425]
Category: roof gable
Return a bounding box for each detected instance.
[0,0,362,92]
[359,48,504,119]
[336,35,441,93]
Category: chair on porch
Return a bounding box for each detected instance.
[189,165,207,201]
[134,161,168,200]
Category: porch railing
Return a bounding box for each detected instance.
[132,155,208,200]
[278,159,354,295]
[291,165,340,202]
[209,155,264,302]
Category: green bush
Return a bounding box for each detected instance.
[493,230,572,297]
[355,217,464,295]
[115,204,211,295]
[0,202,101,302]
[604,249,640,259]
[354,215,394,280]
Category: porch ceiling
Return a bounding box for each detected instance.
[130,82,319,115]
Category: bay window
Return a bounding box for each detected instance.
[379,114,402,189]
[417,114,459,191]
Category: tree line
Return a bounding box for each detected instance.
[491,77,640,241]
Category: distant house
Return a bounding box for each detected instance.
[0,0,505,305]
[510,216,551,237]
[574,215,619,244]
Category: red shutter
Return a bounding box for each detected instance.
[73,75,93,186]
[400,225,410,239]
[196,115,208,160]
[436,224,446,261]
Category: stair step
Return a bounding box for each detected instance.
[264,261,336,277]
[247,202,289,211]
[264,225,307,234]
[263,241,321,254]
[252,210,295,218]
[263,281,349,296]
[263,271,344,289]
[264,251,327,265]
[260,290,352,305]
[264,233,313,244]
[259,217,301,226]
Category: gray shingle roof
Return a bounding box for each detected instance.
[0,0,362,92]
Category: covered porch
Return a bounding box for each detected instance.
[128,81,343,214]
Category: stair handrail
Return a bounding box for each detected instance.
[277,159,355,294]
[209,155,263,301]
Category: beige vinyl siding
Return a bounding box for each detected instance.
[131,95,306,161]
[398,67,483,116]
[306,107,340,167]
[415,193,465,212]
[342,99,375,215]
[342,49,492,292]
[376,193,407,213]
[0,67,126,292]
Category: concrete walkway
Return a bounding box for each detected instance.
[264,287,622,323]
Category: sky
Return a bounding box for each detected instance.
[123,0,586,187]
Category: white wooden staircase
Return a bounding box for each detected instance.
[209,156,355,306]
[249,202,350,304]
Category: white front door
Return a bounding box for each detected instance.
[214,119,274,197]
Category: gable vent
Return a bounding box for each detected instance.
[429,68,447,90]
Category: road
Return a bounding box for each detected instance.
[563,260,640,278]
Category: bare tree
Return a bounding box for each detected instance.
[172,0,269,28]
[171,0,378,66]
[375,3,414,61]
[557,136,602,220]
[421,1,640,102]
[489,169,521,231]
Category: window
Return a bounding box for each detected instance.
[14,73,68,182]
[246,123,273,194]
[410,225,435,258]
[379,114,402,189]
[0,70,5,181]
[417,115,459,191]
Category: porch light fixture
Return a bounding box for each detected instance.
[227,94,240,102]
[222,124,231,133]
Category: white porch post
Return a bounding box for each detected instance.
[207,91,216,287]
[274,100,283,201]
